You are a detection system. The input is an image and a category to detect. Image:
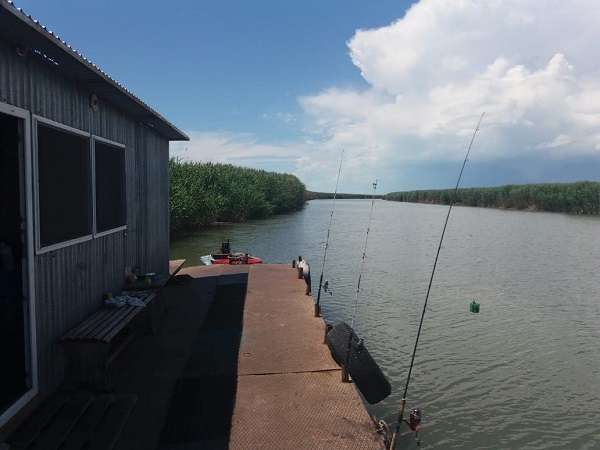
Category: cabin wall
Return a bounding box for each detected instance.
[0,39,170,393]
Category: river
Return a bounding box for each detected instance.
[170,199,600,449]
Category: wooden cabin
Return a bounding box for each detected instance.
[0,0,188,428]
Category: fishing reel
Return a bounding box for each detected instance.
[405,407,422,447]
[374,407,423,449]
[408,407,422,430]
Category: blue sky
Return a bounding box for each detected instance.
[15,0,600,193]
[14,0,411,139]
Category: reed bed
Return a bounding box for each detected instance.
[384,181,600,215]
[169,158,306,235]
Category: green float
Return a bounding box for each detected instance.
[469,300,480,314]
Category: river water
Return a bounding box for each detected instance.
[170,200,600,449]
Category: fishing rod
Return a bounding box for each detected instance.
[388,112,485,449]
[315,149,344,317]
[351,180,378,329]
[342,179,378,382]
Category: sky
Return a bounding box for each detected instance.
[14,0,600,193]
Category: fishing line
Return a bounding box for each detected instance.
[315,149,344,317]
[350,180,378,329]
[341,179,378,381]
[388,112,485,449]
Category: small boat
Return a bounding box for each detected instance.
[200,240,263,265]
[201,253,263,265]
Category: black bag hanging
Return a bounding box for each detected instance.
[326,322,391,404]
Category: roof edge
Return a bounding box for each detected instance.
[1,0,189,141]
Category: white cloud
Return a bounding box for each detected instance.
[297,0,600,187]
[536,134,573,149]
[170,131,299,163]
[169,131,349,190]
[172,1,600,191]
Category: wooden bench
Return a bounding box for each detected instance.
[60,291,157,390]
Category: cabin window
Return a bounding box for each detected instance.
[36,121,92,250]
[34,117,128,253]
[94,139,126,234]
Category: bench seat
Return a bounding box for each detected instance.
[60,291,157,390]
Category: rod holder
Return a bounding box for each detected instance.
[323,323,332,344]
[341,366,350,383]
[388,432,398,450]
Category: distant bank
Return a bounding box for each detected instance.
[305,191,383,200]
[170,159,305,236]
[384,181,600,215]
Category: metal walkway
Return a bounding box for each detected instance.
[230,264,384,450]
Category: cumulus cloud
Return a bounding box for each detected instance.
[172,1,600,191]
[298,0,600,189]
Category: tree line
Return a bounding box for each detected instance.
[170,158,306,235]
[383,181,600,215]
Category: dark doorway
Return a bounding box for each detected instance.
[0,111,31,417]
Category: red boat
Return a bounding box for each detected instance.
[210,253,263,265]
[200,240,263,265]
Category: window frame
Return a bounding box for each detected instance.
[33,117,129,254]
[91,135,127,238]
[33,115,93,254]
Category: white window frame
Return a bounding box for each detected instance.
[33,115,93,254]
[0,102,39,428]
[91,135,127,238]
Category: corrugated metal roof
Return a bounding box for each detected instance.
[0,0,189,141]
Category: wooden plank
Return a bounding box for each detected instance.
[8,394,69,448]
[143,291,157,305]
[30,394,93,450]
[168,259,186,279]
[63,309,114,340]
[63,308,123,340]
[85,307,136,341]
[63,292,155,342]
[88,395,137,450]
[99,306,143,343]
[60,395,115,450]
[89,307,135,341]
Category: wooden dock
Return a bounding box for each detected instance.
[178,263,384,450]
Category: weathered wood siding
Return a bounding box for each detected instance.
[0,39,170,393]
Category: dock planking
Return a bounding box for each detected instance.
[231,264,384,450]
[158,263,384,450]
